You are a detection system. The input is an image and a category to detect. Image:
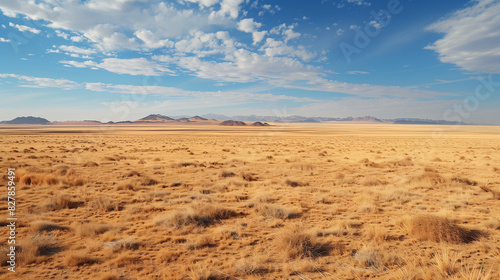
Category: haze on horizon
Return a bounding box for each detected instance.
[0,0,499,124]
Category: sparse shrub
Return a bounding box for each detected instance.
[51,194,84,210]
[233,257,268,275]
[31,220,66,232]
[407,215,481,243]
[285,179,306,187]
[100,273,119,280]
[353,246,381,268]
[76,223,111,237]
[64,251,99,267]
[278,229,332,259]
[19,173,59,186]
[19,234,62,264]
[188,235,215,250]
[220,171,236,178]
[107,252,141,267]
[105,238,140,252]
[83,161,99,167]
[156,204,237,228]
[90,196,121,212]
[360,176,387,186]
[140,177,159,186]
[254,203,300,219]
[451,176,478,186]
[409,169,447,185]
[116,182,135,191]
[241,172,258,181]
[127,170,141,177]
[172,162,197,168]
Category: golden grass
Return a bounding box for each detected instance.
[155,203,238,228]
[407,215,481,243]
[1,124,499,279]
[278,229,333,259]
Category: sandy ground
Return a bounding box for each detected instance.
[0,123,499,280]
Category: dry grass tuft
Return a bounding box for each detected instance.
[31,220,67,232]
[105,238,140,251]
[241,172,258,181]
[278,229,333,259]
[82,161,99,167]
[407,214,481,243]
[19,234,62,264]
[76,223,112,237]
[233,257,268,275]
[254,203,301,219]
[100,273,120,280]
[220,170,236,178]
[19,173,59,186]
[285,179,307,187]
[353,246,382,268]
[409,169,447,185]
[89,196,121,212]
[51,194,84,209]
[156,204,238,228]
[64,251,99,267]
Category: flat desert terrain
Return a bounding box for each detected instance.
[0,123,499,280]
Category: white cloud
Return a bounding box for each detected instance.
[55,30,69,39]
[59,45,96,55]
[261,38,316,61]
[347,70,369,75]
[237,18,267,44]
[174,49,320,83]
[426,0,500,74]
[70,36,85,42]
[270,23,301,42]
[61,58,173,76]
[0,1,229,52]
[336,28,344,36]
[134,29,174,49]
[0,73,80,89]
[346,0,371,7]
[59,60,97,68]
[0,37,10,43]
[210,0,244,19]
[368,20,382,29]
[182,0,220,8]
[8,22,41,34]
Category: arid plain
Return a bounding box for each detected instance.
[0,123,499,280]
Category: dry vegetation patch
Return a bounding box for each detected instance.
[407,215,482,243]
[156,204,238,228]
[278,229,334,259]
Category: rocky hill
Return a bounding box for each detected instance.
[220,120,247,126]
[1,116,50,124]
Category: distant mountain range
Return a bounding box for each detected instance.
[0,114,472,125]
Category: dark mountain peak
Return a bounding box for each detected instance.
[251,121,270,126]
[1,116,50,124]
[190,115,207,121]
[139,114,174,121]
[220,120,247,126]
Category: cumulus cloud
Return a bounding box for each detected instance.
[59,45,96,55]
[237,18,267,44]
[0,73,79,89]
[0,37,10,43]
[426,0,500,74]
[0,1,229,52]
[8,22,41,34]
[270,23,300,42]
[60,58,173,76]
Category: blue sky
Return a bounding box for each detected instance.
[0,0,499,124]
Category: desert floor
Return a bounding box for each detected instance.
[0,123,499,280]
